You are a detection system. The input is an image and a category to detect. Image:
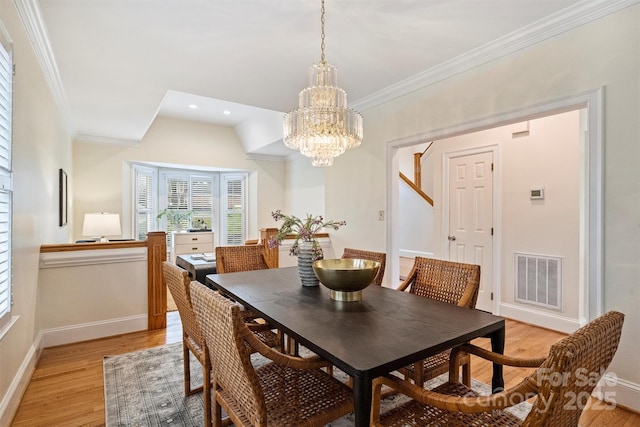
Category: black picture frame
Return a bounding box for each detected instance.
[59,168,67,226]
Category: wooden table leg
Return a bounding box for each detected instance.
[352,373,372,427]
[490,325,505,393]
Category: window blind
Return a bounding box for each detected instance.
[134,166,155,240]
[191,176,213,230]
[222,175,246,245]
[0,28,12,330]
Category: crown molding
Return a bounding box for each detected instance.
[13,0,75,135]
[75,134,140,147]
[352,0,639,112]
[244,153,289,162]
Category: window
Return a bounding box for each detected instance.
[0,24,12,331]
[221,174,247,245]
[158,171,219,248]
[133,165,246,247]
[134,165,156,240]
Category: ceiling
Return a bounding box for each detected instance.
[29,0,595,156]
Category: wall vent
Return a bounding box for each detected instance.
[515,253,562,310]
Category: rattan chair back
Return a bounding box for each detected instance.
[162,261,212,426]
[399,257,480,308]
[191,281,266,426]
[522,310,624,426]
[216,244,270,273]
[342,248,386,286]
[163,261,205,346]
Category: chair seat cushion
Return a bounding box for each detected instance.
[379,381,523,427]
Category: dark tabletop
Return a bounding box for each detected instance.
[206,266,504,377]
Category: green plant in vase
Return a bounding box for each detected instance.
[156,208,193,231]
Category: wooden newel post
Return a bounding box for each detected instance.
[260,227,279,268]
[147,231,167,330]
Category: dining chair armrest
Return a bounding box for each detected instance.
[242,328,331,370]
[449,343,547,384]
[452,343,547,368]
[397,272,415,292]
[371,373,539,423]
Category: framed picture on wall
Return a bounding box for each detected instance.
[59,168,67,226]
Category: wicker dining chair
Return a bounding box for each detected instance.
[342,247,387,286]
[396,257,481,387]
[190,280,355,427]
[162,261,214,427]
[162,262,280,427]
[215,244,284,349]
[371,310,625,427]
[216,244,271,273]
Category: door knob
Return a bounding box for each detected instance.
[448,235,456,241]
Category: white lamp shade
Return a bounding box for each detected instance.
[82,213,121,239]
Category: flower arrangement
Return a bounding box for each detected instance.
[268,210,346,260]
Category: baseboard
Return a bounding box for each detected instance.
[498,302,584,334]
[399,249,433,258]
[594,373,640,413]
[40,314,148,348]
[0,332,43,426]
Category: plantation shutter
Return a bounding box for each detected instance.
[190,176,213,230]
[0,28,12,330]
[134,166,155,240]
[222,174,246,245]
[166,176,190,231]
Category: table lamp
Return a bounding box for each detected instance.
[82,213,121,242]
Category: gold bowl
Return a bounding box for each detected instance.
[312,258,381,302]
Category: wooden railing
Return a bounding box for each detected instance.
[400,172,433,206]
[401,141,435,206]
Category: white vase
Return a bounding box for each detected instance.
[297,241,320,287]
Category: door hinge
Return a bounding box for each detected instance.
[491,162,494,171]
[491,292,494,301]
[491,227,494,236]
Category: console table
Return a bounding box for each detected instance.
[176,254,217,286]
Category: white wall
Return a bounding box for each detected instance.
[397,180,434,257]
[0,2,73,424]
[73,116,287,242]
[37,249,148,345]
[306,6,639,409]
[284,154,325,218]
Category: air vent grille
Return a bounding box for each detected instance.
[515,253,562,310]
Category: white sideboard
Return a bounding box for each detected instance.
[171,231,214,262]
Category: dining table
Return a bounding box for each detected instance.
[206,266,505,427]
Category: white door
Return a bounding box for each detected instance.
[448,151,494,312]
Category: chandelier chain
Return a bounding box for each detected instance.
[320,0,325,63]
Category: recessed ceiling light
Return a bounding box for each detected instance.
[223,110,231,115]
[188,104,198,109]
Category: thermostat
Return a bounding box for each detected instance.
[530,187,544,200]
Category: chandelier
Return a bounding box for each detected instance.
[283,0,363,167]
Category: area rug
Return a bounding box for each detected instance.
[104,342,531,426]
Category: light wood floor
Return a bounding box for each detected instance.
[11,301,639,426]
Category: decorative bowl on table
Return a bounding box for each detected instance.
[312,258,381,302]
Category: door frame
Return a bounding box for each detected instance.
[443,146,499,313]
[386,88,603,326]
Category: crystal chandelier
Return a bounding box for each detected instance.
[283,0,363,167]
